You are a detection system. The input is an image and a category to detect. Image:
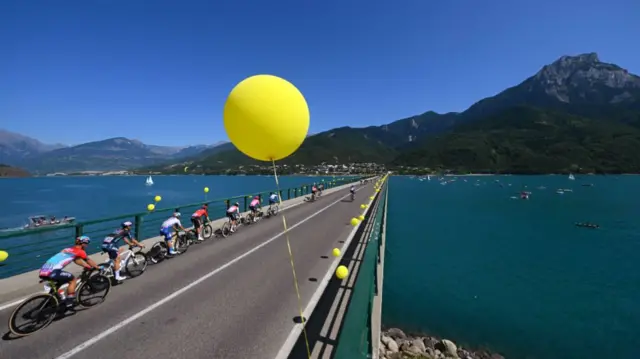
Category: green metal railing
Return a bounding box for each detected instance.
[334,178,388,359]
[0,177,366,279]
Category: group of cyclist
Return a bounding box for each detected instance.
[225,192,279,232]
[35,187,307,309]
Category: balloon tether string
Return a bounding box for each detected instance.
[271,158,312,358]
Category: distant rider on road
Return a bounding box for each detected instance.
[191,204,209,241]
[226,202,241,232]
[160,212,187,255]
[101,221,144,281]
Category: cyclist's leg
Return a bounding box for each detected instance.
[50,269,75,305]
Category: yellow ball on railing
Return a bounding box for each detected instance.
[332,248,341,257]
[360,204,366,209]
[358,215,365,221]
[336,265,349,279]
[369,196,374,200]
[204,187,210,193]
[0,250,8,262]
[154,195,162,202]
[147,204,155,211]
[350,217,359,226]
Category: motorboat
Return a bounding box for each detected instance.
[24,215,76,230]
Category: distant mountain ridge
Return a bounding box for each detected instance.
[0,130,227,173]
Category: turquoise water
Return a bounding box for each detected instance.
[0,175,345,278]
[382,175,640,359]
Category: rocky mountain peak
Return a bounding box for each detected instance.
[530,52,640,103]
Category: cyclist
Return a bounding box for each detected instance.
[226,202,241,232]
[159,212,186,256]
[318,183,324,195]
[268,192,279,205]
[249,195,261,222]
[101,221,144,281]
[39,236,99,308]
[191,204,209,241]
[311,184,318,200]
[350,184,356,199]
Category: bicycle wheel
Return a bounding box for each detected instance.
[202,224,213,239]
[77,273,111,308]
[176,235,189,253]
[271,205,279,216]
[148,242,167,264]
[125,253,148,278]
[221,222,231,238]
[8,293,59,336]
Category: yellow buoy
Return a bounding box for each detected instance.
[204,187,209,193]
[358,215,365,221]
[369,196,374,200]
[360,204,366,209]
[336,265,349,279]
[350,217,359,226]
[332,248,341,257]
[223,75,310,161]
[147,204,155,211]
[0,250,8,262]
[154,195,162,202]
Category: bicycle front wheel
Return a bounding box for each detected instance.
[125,253,148,278]
[8,293,59,337]
[77,274,111,308]
[221,222,231,238]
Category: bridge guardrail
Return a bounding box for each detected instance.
[0,177,369,278]
[334,176,388,359]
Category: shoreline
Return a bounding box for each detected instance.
[380,328,505,359]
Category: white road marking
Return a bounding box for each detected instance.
[52,186,365,359]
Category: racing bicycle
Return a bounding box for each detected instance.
[147,230,195,263]
[99,245,148,279]
[8,268,111,336]
[267,203,279,217]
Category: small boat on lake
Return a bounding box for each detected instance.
[145,176,154,186]
[575,222,599,229]
[23,215,76,230]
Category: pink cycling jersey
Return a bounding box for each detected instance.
[250,199,260,207]
[39,247,87,276]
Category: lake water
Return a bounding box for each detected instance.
[0,175,347,278]
[382,175,640,359]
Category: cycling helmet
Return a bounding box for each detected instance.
[77,236,91,244]
[254,196,259,200]
[122,221,133,228]
[173,212,181,218]
[202,204,208,208]
[235,202,240,206]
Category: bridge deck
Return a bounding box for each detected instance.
[0,182,375,359]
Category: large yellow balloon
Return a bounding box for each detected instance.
[0,250,8,262]
[154,195,162,202]
[223,75,310,161]
[147,204,155,211]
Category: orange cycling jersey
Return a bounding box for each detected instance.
[192,209,208,218]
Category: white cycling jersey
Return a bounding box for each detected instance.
[161,217,181,229]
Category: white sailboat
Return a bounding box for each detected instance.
[568,173,575,180]
[145,176,154,186]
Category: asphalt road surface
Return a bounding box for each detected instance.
[0,183,373,359]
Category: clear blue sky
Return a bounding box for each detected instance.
[1,0,639,146]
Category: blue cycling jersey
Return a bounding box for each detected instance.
[102,229,132,247]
